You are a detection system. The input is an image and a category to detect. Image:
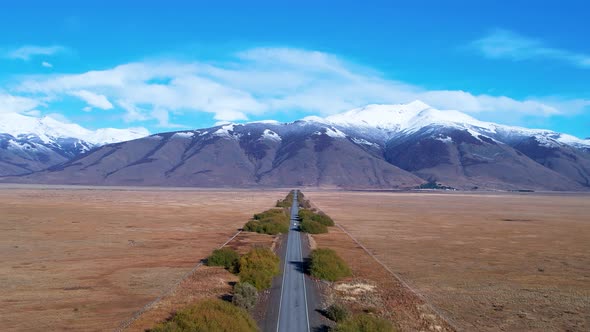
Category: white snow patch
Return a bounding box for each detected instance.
[249,120,280,125]
[534,135,560,148]
[173,132,195,139]
[556,134,590,148]
[261,129,281,142]
[302,115,329,124]
[436,136,453,143]
[325,127,347,138]
[351,137,376,146]
[466,128,483,141]
[213,124,236,138]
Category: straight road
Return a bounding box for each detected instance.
[276,190,310,332]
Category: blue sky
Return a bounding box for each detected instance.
[1,0,589,137]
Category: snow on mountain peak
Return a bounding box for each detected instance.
[317,101,590,149]
[0,112,149,145]
[324,100,493,133]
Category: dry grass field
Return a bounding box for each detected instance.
[0,187,283,331]
[308,191,590,331]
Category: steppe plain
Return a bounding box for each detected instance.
[0,186,284,331]
[1,186,588,331]
[308,191,590,331]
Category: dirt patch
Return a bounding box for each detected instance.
[308,191,590,332]
[308,233,317,250]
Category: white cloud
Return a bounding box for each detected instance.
[472,29,590,68]
[6,45,66,61]
[45,112,71,123]
[10,47,589,128]
[69,90,114,110]
[41,61,53,68]
[214,109,248,122]
[23,109,41,117]
[0,93,42,114]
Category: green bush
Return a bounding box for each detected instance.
[150,299,258,332]
[309,248,351,281]
[333,313,396,332]
[243,209,289,235]
[325,303,350,322]
[297,191,312,208]
[299,209,334,226]
[275,191,295,207]
[299,219,328,234]
[253,209,288,221]
[206,247,240,272]
[232,282,258,310]
[239,247,280,290]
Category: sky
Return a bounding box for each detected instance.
[0,0,589,138]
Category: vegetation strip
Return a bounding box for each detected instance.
[309,248,351,282]
[150,299,258,332]
[114,230,243,332]
[138,192,293,331]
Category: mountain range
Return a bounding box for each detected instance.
[2,101,589,191]
[0,112,148,176]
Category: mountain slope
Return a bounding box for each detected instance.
[0,113,149,176]
[383,126,580,191]
[325,101,590,189]
[3,101,589,190]
[16,122,424,188]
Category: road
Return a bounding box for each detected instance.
[276,190,310,332]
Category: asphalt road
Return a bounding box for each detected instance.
[276,191,310,332]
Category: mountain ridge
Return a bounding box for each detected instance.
[1,101,589,190]
[0,112,149,176]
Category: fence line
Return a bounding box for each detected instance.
[114,230,243,332]
[308,199,460,331]
[334,223,461,331]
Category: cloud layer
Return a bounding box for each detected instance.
[472,29,590,68]
[3,47,589,128]
[5,45,66,61]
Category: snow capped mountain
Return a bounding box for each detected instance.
[2,100,589,190]
[309,100,590,149]
[0,112,149,145]
[0,112,149,176]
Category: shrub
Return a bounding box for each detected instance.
[325,303,350,322]
[276,191,295,207]
[313,212,334,226]
[206,247,240,273]
[299,219,328,234]
[299,209,334,226]
[253,209,288,221]
[297,191,312,208]
[244,219,288,235]
[232,282,258,310]
[309,248,351,281]
[239,247,280,290]
[243,209,289,235]
[150,299,258,332]
[333,313,396,332]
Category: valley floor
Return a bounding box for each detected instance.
[0,188,284,331]
[1,187,588,331]
[307,190,590,331]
